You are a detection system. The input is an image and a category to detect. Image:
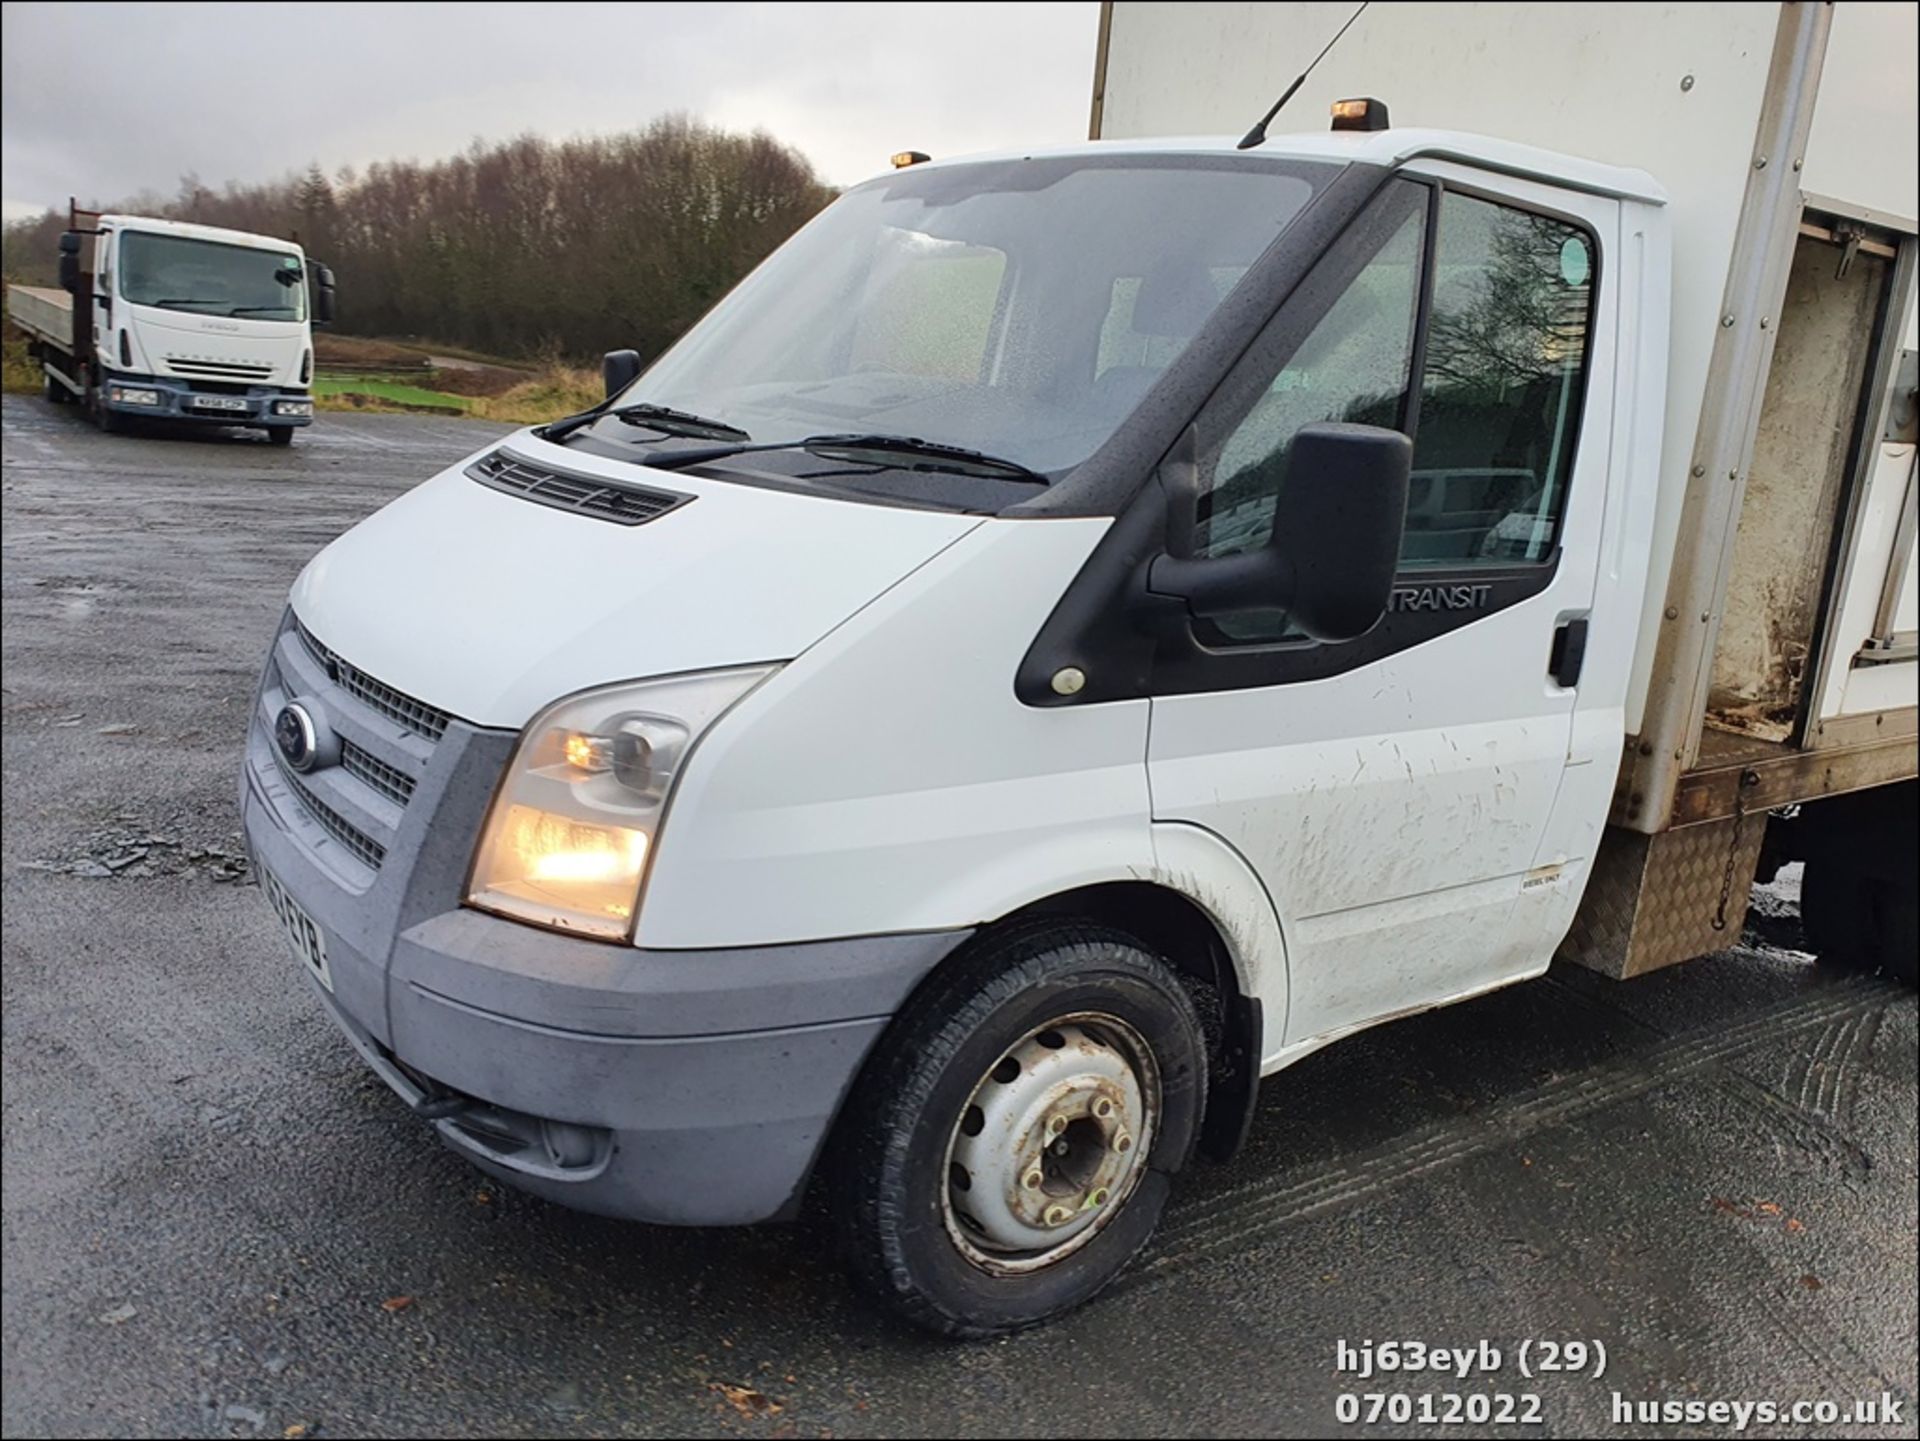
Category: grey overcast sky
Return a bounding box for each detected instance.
[0,1,1099,222]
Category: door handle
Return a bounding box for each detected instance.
[1549,616,1589,688]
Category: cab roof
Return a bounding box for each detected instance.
[96,214,307,254]
[894,127,1667,206]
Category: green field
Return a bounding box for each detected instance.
[311,373,472,412]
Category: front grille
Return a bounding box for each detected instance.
[342,739,417,806]
[279,763,387,869]
[467,449,691,527]
[165,357,274,379]
[295,619,449,742]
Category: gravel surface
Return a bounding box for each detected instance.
[3,396,1915,1438]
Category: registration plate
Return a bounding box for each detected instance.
[192,395,251,412]
[261,865,332,992]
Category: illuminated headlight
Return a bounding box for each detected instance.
[111,387,162,407]
[466,665,776,940]
[274,399,314,417]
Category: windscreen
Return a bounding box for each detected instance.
[119,232,307,321]
[626,156,1329,476]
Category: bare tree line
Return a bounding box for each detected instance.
[2,116,836,362]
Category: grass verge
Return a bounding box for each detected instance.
[313,374,473,413]
[313,365,601,424]
[4,326,41,393]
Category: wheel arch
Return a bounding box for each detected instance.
[998,878,1268,1162]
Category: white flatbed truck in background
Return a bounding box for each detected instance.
[7,207,335,444]
[1093,0,1919,980]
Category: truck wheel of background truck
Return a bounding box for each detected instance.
[265,428,294,447]
[1799,784,1918,987]
[42,370,71,405]
[830,921,1207,1337]
[88,386,123,434]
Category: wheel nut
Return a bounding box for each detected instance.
[1090,1187,1110,1207]
[1022,1167,1045,1190]
[1114,1132,1133,1154]
[1043,1204,1074,1226]
[1092,1097,1114,1119]
[1046,1114,1069,1138]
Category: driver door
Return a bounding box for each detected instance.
[1147,172,1618,1052]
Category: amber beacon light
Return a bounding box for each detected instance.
[1330,97,1390,131]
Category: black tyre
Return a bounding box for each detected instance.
[1803,858,1918,987]
[90,389,124,433]
[43,371,71,404]
[266,427,294,447]
[830,921,1208,1337]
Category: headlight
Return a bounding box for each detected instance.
[111,386,161,406]
[466,665,776,939]
[274,399,314,416]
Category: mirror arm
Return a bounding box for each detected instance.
[1144,547,1296,621]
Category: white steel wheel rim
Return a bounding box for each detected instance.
[941,1012,1160,1276]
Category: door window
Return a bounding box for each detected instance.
[1186,183,1597,647]
[1189,182,1426,641]
[1404,194,1595,567]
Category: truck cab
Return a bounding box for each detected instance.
[52,212,333,442]
[243,114,1701,1335]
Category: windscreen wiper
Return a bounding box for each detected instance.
[151,298,223,309]
[611,403,750,442]
[538,399,747,445]
[642,432,1048,484]
[229,306,294,316]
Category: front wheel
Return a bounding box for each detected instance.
[265,427,295,447]
[830,922,1208,1337]
[91,390,124,433]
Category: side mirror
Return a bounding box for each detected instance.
[57,232,80,293]
[602,349,642,399]
[311,263,336,327]
[1146,421,1410,643]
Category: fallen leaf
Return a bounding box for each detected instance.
[474,1190,493,1205]
[284,1426,309,1439]
[97,1303,137,1325]
[713,1383,784,1419]
[1800,1273,1822,1290]
[1756,1201,1782,1216]
[1784,1217,1805,1233]
[381,1295,414,1312]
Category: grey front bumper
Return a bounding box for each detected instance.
[240,623,969,1224]
[103,370,312,426]
[246,772,969,1223]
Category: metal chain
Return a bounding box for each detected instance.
[1711,769,1763,931]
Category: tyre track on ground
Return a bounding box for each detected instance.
[1126,979,1884,1292]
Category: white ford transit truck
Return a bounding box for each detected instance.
[242,0,1917,1335]
[8,207,335,443]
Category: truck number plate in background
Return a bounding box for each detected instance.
[261,865,332,992]
[191,395,250,412]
